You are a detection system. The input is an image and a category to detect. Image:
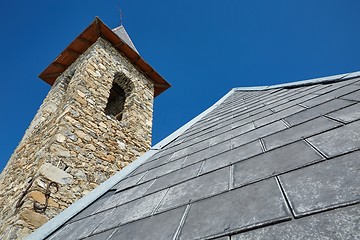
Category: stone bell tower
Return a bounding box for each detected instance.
[0,17,170,239]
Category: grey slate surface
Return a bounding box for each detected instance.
[112,26,139,54]
[43,74,360,240]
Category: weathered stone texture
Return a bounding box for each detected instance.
[0,37,154,239]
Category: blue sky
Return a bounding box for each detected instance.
[1,0,360,171]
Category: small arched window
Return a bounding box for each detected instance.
[105,82,126,121]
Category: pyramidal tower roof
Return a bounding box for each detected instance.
[112,25,139,54]
[39,17,170,97]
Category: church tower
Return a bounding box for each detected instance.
[0,18,170,239]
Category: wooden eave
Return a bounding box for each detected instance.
[39,17,171,97]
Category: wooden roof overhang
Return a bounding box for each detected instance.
[39,17,171,97]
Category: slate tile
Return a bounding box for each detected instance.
[279,151,360,217]
[68,190,115,224]
[232,205,360,240]
[85,229,115,240]
[176,135,198,147]
[49,210,112,240]
[183,140,232,167]
[232,121,287,148]
[201,140,263,174]
[161,137,183,149]
[156,167,229,212]
[209,130,234,146]
[306,120,360,157]
[248,109,274,120]
[196,127,222,144]
[94,189,167,234]
[232,110,272,129]
[254,105,305,127]
[340,89,360,102]
[327,103,360,123]
[230,121,255,134]
[271,93,318,112]
[310,83,339,93]
[215,118,233,129]
[130,154,172,175]
[231,112,251,125]
[285,99,354,126]
[111,172,147,192]
[319,78,359,90]
[266,98,290,109]
[138,158,184,183]
[171,139,211,161]
[301,93,337,107]
[201,125,232,142]
[303,85,360,107]
[213,237,230,240]
[145,162,202,195]
[108,206,186,240]
[97,180,155,212]
[247,104,272,116]
[146,151,164,162]
[312,84,336,95]
[233,141,323,187]
[178,178,290,240]
[167,146,189,161]
[263,117,341,151]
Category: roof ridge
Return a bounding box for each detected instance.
[233,70,360,92]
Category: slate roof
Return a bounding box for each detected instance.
[28,71,360,240]
[112,25,139,54]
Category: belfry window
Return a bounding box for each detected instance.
[105,82,126,121]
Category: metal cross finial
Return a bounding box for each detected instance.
[119,9,123,26]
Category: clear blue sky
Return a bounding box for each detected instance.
[1,1,360,171]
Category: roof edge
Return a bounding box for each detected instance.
[233,70,360,92]
[26,88,235,240]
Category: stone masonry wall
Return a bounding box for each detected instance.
[0,37,154,239]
